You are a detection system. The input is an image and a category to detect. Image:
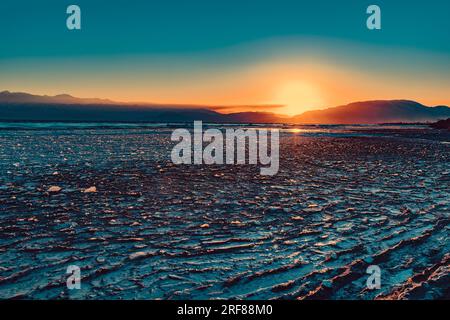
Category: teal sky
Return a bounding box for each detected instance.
[1,0,449,57]
[0,0,449,113]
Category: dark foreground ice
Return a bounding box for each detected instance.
[0,123,448,300]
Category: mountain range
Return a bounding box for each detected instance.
[1,90,449,124]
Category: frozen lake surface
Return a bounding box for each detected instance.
[0,123,449,299]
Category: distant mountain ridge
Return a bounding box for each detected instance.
[292,100,450,124]
[0,90,115,105]
[1,91,449,124]
[430,118,450,130]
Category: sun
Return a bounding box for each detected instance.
[273,80,325,116]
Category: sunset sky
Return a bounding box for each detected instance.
[1,0,449,115]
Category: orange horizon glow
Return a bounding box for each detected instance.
[9,59,448,117]
[2,39,449,116]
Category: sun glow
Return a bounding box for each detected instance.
[272,80,326,116]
